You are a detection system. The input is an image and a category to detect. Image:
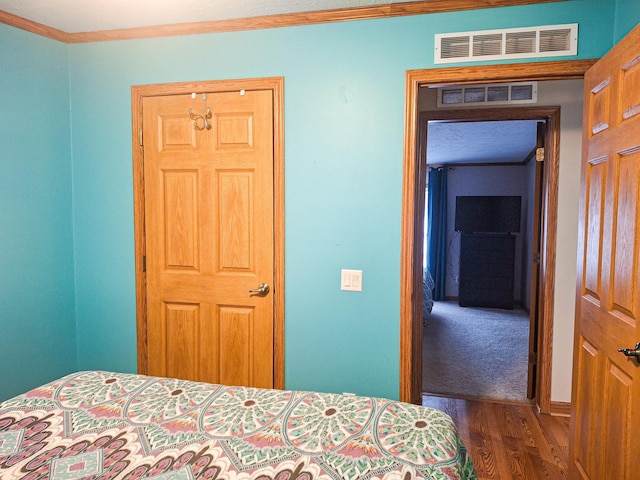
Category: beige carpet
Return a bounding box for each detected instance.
[423,300,530,402]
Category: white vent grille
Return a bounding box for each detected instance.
[435,24,577,64]
[436,82,538,108]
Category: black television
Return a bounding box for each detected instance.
[455,195,521,233]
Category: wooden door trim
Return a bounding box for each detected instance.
[132,77,285,389]
[400,59,596,407]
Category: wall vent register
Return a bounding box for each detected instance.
[436,82,537,108]
[435,23,578,64]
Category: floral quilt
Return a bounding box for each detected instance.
[0,371,476,480]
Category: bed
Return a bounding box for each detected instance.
[423,270,435,319]
[0,371,476,480]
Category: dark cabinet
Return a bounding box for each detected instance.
[459,233,515,309]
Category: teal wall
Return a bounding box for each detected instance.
[614,0,640,42]
[2,0,632,403]
[0,25,76,401]
[68,0,614,400]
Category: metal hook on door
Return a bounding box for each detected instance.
[188,93,212,131]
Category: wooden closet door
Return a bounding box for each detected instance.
[142,89,275,388]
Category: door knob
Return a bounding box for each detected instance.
[249,283,270,297]
[618,342,640,359]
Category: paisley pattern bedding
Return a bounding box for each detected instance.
[0,371,476,480]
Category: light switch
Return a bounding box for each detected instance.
[341,269,362,292]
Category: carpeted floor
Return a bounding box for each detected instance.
[423,300,530,402]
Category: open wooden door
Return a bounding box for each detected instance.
[570,24,640,479]
[527,121,546,399]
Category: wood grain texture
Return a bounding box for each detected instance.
[400,59,595,405]
[406,60,597,86]
[142,89,276,387]
[527,123,545,399]
[1,0,566,43]
[271,79,286,392]
[132,88,148,376]
[570,24,640,480]
[424,395,570,480]
[536,105,561,414]
[132,78,285,389]
[549,401,571,417]
[400,70,422,405]
[0,9,72,42]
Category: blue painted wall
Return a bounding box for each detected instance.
[0,25,76,401]
[2,0,635,403]
[614,0,640,42]
[68,0,615,400]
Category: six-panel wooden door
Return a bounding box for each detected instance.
[570,24,640,479]
[141,89,275,389]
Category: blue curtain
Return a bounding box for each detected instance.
[427,167,448,301]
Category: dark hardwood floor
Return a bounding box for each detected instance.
[423,395,570,480]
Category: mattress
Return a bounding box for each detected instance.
[0,371,477,479]
[423,270,435,318]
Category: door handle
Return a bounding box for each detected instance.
[249,283,270,297]
[618,343,640,359]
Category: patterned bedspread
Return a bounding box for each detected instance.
[0,371,476,480]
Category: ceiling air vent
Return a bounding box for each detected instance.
[435,24,577,64]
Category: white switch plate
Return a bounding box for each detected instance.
[341,269,363,292]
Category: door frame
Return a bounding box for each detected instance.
[420,107,556,403]
[400,60,596,410]
[131,77,285,389]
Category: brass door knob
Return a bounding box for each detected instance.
[618,342,640,359]
[249,283,270,297]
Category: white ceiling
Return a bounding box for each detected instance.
[427,120,539,165]
[0,0,424,33]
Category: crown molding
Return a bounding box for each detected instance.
[0,9,72,42]
[1,0,566,44]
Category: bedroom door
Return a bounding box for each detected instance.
[570,24,640,479]
[140,87,276,389]
[527,121,546,399]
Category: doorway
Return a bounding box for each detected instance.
[421,112,544,403]
[131,77,286,389]
[399,59,595,411]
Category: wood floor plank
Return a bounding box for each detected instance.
[423,395,569,480]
